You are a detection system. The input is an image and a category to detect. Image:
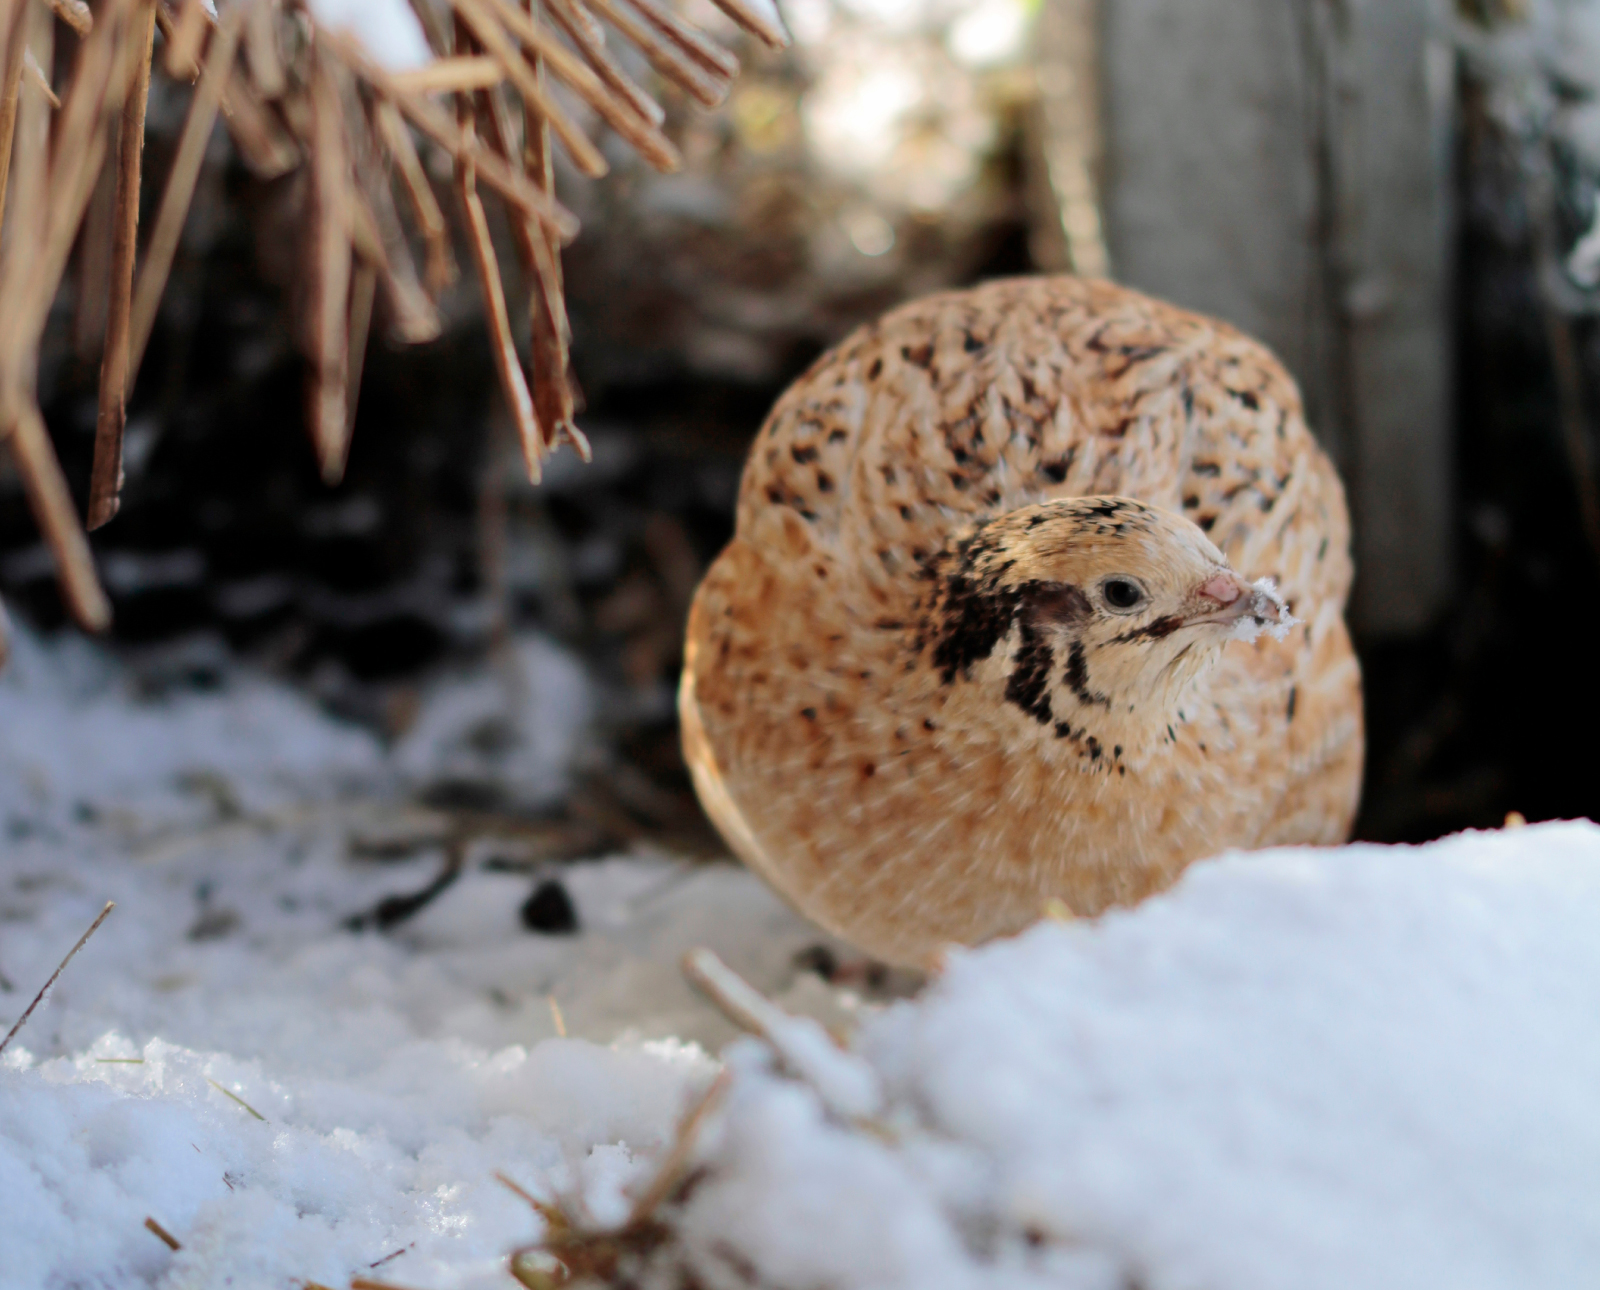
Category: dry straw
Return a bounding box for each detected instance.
[0,0,787,659]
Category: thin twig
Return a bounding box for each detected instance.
[88,0,157,530]
[144,1217,182,1251]
[495,1169,557,1216]
[625,1069,729,1223]
[681,946,784,1038]
[0,901,115,1058]
[206,1077,267,1120]
[127,3,246,391]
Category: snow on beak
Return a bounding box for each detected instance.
[1185,570,1297,640]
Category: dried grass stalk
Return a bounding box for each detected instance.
[582,0,730,109]
[388,53,505,95]
[451,0,609,179]
[372,97,458,294]
[511,18,585,454]
[348,136,442,344]
[0,5,27,219]
[542,0,663,128]
[220,67,300,177]
[22,47,57,107]
[346,260,379,431]
[326,30,579,240]
[476,80,558,323]
[164,0,208,80]
[704,0,790,49]
[73,144,116,362]
[0,2,144,627]
[0,0,754,638]
[470,37,582,455]
[453,34,546,482]
[0,901,115,1058]
[625,0,739,83]
[11,403,111,628]
[479,0,679,171]
[305,50,354,482]
[0,8,50,379]
[33,0,136,314]
[88,0,157,530]
[46,0,92,37]
[143,1217,181,1251]
[243,0,284,97]
[127,5,246,391]
[459,165,549,480]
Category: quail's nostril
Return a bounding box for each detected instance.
[1199,572,1244,605]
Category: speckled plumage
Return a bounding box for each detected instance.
[681,276,1364,965]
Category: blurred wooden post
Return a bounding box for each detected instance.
[1062,0,1454,636]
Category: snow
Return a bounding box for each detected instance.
[304,0,434,71]
[3,622,1599,1288]
[667,824,1600,1290]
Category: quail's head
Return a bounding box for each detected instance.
[925,496,1294,722]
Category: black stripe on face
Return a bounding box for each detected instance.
[1004,621,1054,725]
[1112,615,1181,643]
[1064,640,1110,709]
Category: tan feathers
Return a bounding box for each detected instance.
[681,276,1364,966]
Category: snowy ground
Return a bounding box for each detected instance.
[3,623,1598,1289]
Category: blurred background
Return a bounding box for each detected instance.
[3,0,1598,845]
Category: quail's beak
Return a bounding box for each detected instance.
[1183,570,1289,630]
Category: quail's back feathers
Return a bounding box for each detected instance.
[682,276,1364,965]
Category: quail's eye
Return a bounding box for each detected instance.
[1102,578,1146,611]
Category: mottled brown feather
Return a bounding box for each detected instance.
[681,276,1363,965]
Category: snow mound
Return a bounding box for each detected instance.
[659,822,1600,1290]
